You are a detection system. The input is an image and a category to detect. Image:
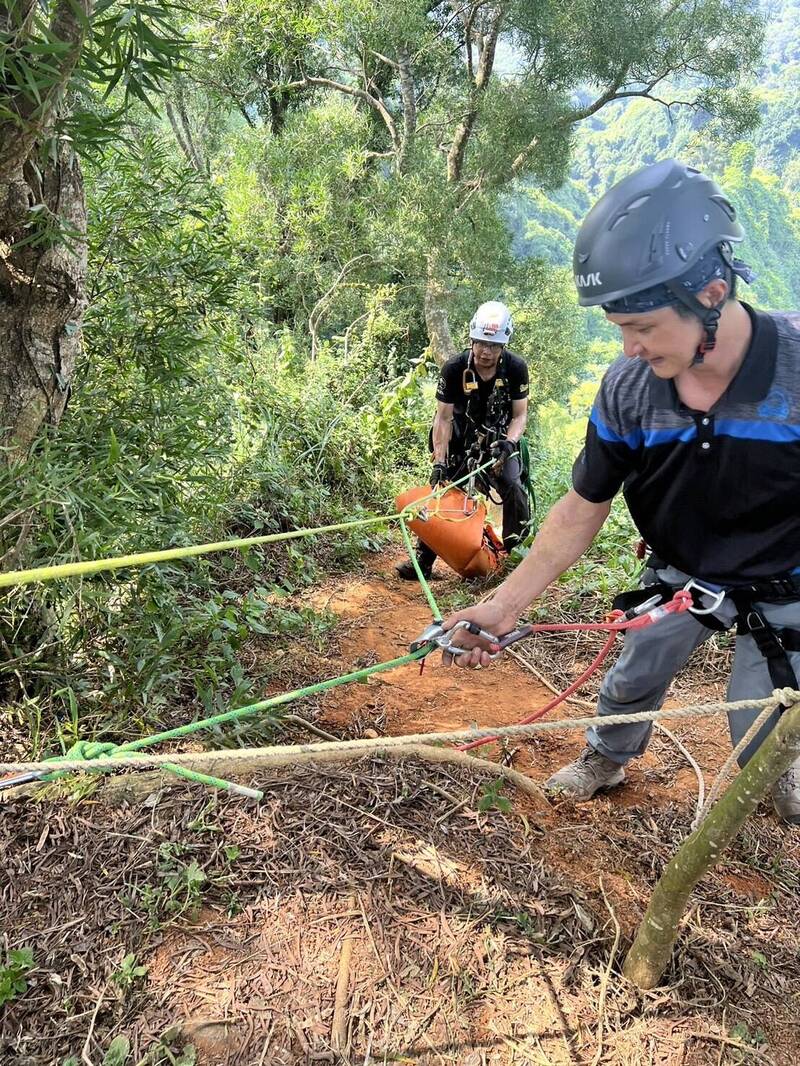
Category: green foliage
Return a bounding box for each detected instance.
[0,132,407,752]
[6,0,798,774]
[721,148,800,308]
[1,0,191,148]
[133,843,207,929]
[0,948,34,1007]
[112,953,148,991]
[729,1021,767,1050]
[102,1035,132,1066]
[477,778,513,814]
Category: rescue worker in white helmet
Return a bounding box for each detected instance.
[396,300,532,580]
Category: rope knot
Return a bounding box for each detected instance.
[773,688,800,708]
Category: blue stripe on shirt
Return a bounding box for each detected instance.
[714,419,800,443]
[642,425,698,446]
[590,408,699,449]
[591,410,800,452]
[589,407,642,449]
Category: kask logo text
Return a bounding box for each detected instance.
[575,272,602,287]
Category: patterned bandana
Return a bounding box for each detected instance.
[602,245,756,315]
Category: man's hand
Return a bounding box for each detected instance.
[440,600,520,668]
[490,438,516,468]
[430,462,448,488]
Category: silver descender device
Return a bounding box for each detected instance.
[410,619,509,659]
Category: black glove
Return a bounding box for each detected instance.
[430,462,448,488]
[490,439,516,466]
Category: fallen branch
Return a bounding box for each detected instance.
[35,745,551,809]
[591,879,621,1066]
[331,893,358,1053]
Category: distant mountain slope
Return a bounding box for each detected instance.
[506,0,800,310]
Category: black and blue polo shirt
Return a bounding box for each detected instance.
[572,304,800,585]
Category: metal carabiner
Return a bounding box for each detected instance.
[683,578,727,616]
[409,621,447,654]
[442,620,502,657]
[409,619,502,658]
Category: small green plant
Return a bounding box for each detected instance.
[112,953,148,991]
[477,778,513,814]
[224,891,243,918]
[495,908,547,942]
[63,1035,133,1066]
[0,947,34,1006]
[103,1035,132,1066]
[729,1021,767,1049]
[750,949,769,970]
[135,843,207,929]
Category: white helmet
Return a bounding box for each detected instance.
[469,300,513,344]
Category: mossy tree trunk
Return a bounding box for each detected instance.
[624,694,800,989]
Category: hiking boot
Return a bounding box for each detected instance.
[395,558,433,582]
[772,756,800,824]
[544,746,626,802]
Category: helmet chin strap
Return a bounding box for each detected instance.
[664,280,722,367]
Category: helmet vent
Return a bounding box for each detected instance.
[627,195,651,210]
[609,212,628,231]
[711,194,737,221]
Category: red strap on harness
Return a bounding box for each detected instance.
[455,591,692,753]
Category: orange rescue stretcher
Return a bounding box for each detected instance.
[395,485,506,578]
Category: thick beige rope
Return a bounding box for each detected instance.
[2,691,795,777]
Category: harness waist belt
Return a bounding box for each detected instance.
[612,578,800,706]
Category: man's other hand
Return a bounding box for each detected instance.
[490,438,516,468]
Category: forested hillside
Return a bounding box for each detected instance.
[2,0,772,740]
[4,3,800,1062]
[509,0,800,310]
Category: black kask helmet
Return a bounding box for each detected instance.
[573,160,746,356]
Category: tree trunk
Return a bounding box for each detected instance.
[0,141,87,461]
[624,693,800,989]
[424,253,458,367]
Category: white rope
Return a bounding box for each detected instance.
[655,723,706,823]
[692,700,780,829]
[2,690,797,777]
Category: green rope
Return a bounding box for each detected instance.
[153,762,264,801]
[0,459,498,590]
[8,458,499,800]
[0,515,397,589]
[35,648,433,789]
[398,514,442,621]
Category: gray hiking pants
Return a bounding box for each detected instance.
[587,565,800,768]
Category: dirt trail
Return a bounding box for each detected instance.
[300,550,794,919]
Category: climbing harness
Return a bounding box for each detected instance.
[612,568,800,705]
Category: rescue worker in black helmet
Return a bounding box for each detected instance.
[440,159,800,824]
[396,300,532,581]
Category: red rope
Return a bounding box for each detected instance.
[455,590,692,753]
